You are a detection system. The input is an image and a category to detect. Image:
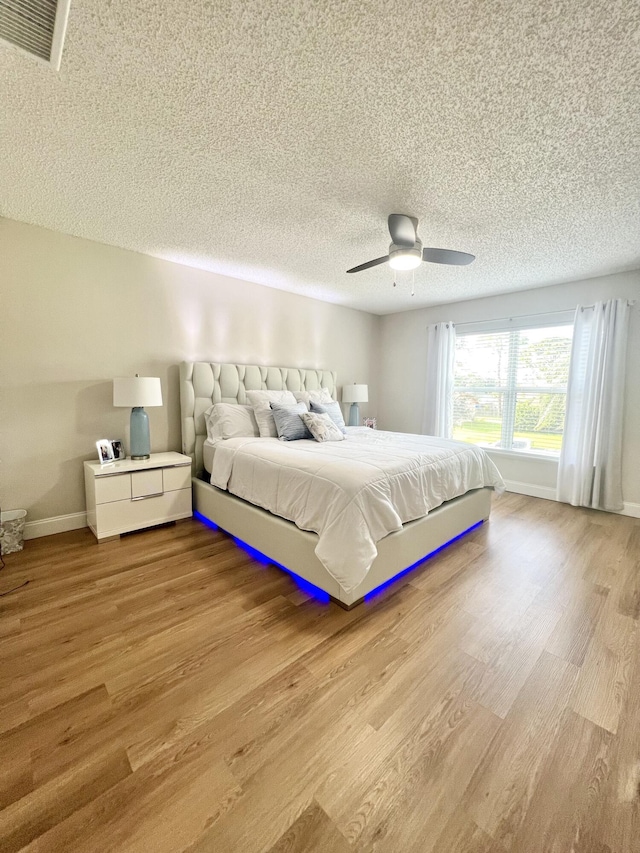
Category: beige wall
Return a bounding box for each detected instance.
[0,218,380,523]
[379,271,640,505]
[3,214,637,527]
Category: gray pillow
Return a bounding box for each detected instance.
[270,402,312,441]
[310,400,347,434]
[246,389,297,438]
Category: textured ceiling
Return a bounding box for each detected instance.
[1,0,640,314]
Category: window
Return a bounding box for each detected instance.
[452,322,574,456]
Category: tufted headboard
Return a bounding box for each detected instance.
[179,361,338,474]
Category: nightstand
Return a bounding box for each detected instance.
[84,451,192,541]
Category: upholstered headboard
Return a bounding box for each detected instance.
[179,361,338,474]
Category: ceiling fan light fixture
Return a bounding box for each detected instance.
[388,246,422,271]
[345,214,475,275]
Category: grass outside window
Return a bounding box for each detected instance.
[452,418,563,454]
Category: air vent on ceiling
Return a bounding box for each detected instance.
[0,0,71,70]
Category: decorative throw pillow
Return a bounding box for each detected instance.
[301,411,346,442]
[294,388,334,408]
[270,402,312,441]
[246,390,297,437]
[204,403,259,442]
[310,400,347,434]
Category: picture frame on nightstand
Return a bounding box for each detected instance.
[111,439,125,461]
[96,439,115,465]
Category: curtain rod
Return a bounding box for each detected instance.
[454,308,573,327]
[453,300,636,328]
[579,299,636,311]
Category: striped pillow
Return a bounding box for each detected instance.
[310,400,347,434]
[246,390,297,437]
[270,402,312,441]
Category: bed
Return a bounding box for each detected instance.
[180,361,504,608]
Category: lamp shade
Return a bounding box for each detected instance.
[342,383,368,404]
[113,377,163,408]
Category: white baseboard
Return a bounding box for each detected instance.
[24,512,87,540]
[503,480,558,501]
[620,502,640,519]
[503,480,640,518]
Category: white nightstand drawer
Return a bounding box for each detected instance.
[163,465,191,492]
[96,489,192,537]
[95,474,132,504]
[131,469,164,499]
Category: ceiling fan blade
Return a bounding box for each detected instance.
[346,255,389,274]
[388,214,418,247]
[423,248,475,266]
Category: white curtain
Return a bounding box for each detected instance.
[422,322,456,438]
[557,298,630,511]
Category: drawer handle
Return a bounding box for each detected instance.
[132,492,164,501]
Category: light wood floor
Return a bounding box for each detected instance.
[1,494,639,852]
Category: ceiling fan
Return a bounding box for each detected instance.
[346,214,475,274]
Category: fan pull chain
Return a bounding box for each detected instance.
[393,271,397,287]
[411,271,415,297]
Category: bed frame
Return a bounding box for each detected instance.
[180,361,492,608]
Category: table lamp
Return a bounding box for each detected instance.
[342,383,368,427]
[113,375,163,459]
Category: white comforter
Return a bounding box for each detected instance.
[210,428,505,593]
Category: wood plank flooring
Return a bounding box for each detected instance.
[0,493,639,852]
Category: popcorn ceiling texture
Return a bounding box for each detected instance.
[1,0,639,314]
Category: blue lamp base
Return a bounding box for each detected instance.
[348,402,360,427]
[130,407,150,459]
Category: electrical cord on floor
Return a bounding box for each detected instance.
[0,552,30,596]
[0,580,29,596]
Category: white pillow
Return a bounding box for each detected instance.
[294,388,334,408]
[301,411,345,442]
[246,390,297,437]
[204,403,258,442]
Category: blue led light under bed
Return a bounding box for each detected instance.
[194,511,483,606]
